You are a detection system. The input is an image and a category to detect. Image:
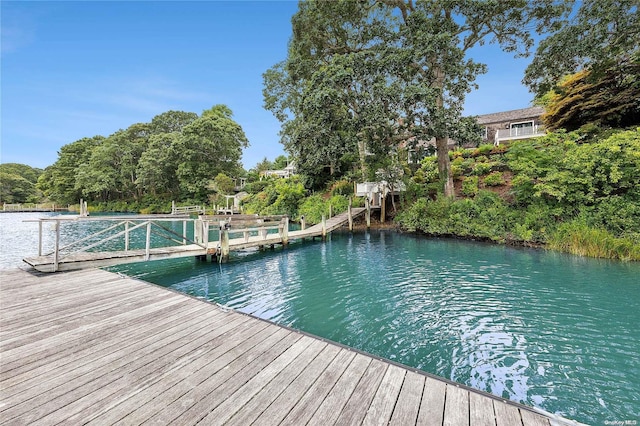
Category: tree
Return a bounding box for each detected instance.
[0,163,43,203]
[149,110,198,134]
[37,136,104,204]
[75,123,150,201]
[539,60,640,131]
[273,155,289,170]
[173,105,249,201]
[265,0,570,196]
[524,0,640,97]
[136,132,181,197]
[253,157,273,174]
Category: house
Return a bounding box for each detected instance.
[260,162,297,179]
[405,106,547,163]
[477,106,546,145]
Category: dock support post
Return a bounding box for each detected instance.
[182,220,187,245]
[145,222,151,261]
[281,217,289,246]
[172,200,176,215]
[300,215,306,230]
[381,193,386,223]
[203,221,209,246]
[125,222,130,251]
[219,221,229,263]
[322,215,327,240]
[195,218,202,244]
[53,220,60,272]
[348,198,353,231]
[329,204,333,219]
[365,197,371,228]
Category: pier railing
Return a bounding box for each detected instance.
[25,216,202,272]
[171,201,205,215]
[195,216,289,262]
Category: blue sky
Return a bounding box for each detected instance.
[2,1,539,171]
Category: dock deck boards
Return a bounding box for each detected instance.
[0,268,560,425]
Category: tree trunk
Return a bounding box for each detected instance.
[357,138,367,181]
[433,64,455,198]
[436,136,454,197]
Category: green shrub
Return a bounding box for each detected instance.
[330,180,354,196]
[483,172,505,186]
[462,176,479,196]
[477,144,494,156]
[472,162,491,176]
[244,180,270,194]
[298,194,326,224]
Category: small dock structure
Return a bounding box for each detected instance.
[2,203,68,213]
[0,267,573,426]
[23,204,373,272]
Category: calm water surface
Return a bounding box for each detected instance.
[2,213,638,424]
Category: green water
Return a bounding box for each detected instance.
[110,230,639,425]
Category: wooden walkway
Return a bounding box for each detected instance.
[23,209,369,272]
[0,268,567,426]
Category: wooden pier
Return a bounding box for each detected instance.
[23,207,371,272]
[0,267,571,426]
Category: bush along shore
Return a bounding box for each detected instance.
[395,127,640,261]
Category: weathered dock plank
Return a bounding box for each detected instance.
[0,268,565,425]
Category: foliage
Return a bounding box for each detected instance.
[38,136,104,204]
[329,180,354,196]
[209,173,235,195]
[38,105,248,208]
[242,176,307,218]
[298,193,360,225]
[396,191,516,243]
[539,60,640,131]
[397,127,640,259]
[483,172,504,187]
[461,176,479,196]
[264,0,568,194]
[548,220,640,261]
[524,0,640,97]
[0,163,43,204]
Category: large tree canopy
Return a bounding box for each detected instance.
[38,105,248,204]
[0,163,43,204]
[264,0,569,194]
[539,59,640,131]
[524,0,640,97]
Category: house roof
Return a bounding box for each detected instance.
[476,106,545,125]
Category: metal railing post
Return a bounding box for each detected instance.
[183,220,187,245]
[145,222,151,261]
[53,220,60,272]
[124,222,130,251]
[38,220,43,256]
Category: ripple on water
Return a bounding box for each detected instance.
[108,231,640,426]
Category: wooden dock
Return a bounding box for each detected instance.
[0,267,571,425]
[23,208,370,272]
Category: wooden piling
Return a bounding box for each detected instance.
[281,217,289,246]
[365,197,371,228]
[321,215,327,240]
[219,221,230,263]
[348,198,353,231]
